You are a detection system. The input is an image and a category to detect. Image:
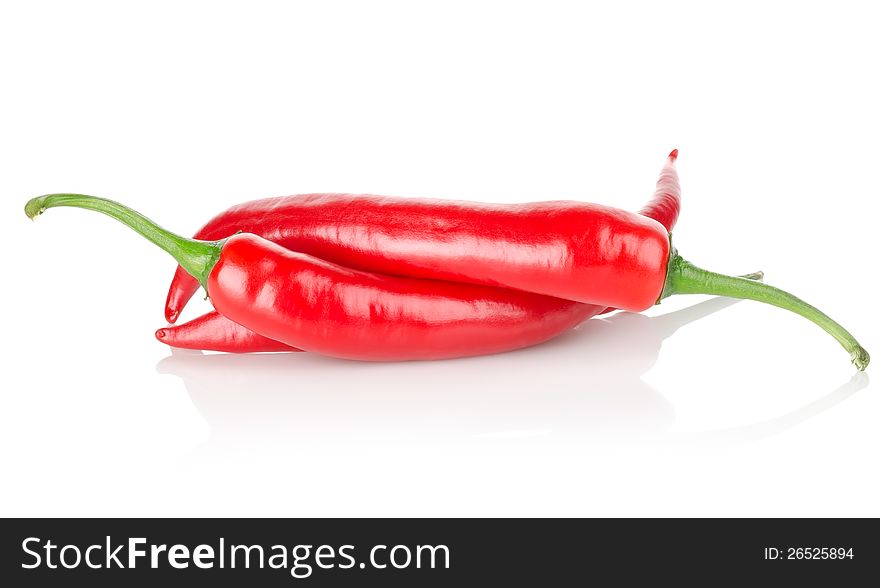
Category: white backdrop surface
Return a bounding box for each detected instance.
[1,1,877,516]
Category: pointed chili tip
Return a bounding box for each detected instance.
[156,328,168,340]
[24,196,47,219]
[166,308,180,324]
[668,148,679,161]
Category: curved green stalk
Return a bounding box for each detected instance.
[661,251,869,370]
[24,194,222,288]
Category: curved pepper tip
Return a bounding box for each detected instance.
[155,328,168,340]
[165,308,180,324]
[668,148,679,161]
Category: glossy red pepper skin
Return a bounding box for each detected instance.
[207,235,606,361]
[165,153,678,322]
[157,310,301,353]
[159,301,607,354]
[598,150,680,315]
[639,149,680,232]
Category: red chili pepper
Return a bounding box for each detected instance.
[161,150,681,350]
[24,193,869,369]
[156,310,301,353]
[156,292,600,356]
[164,151,682,323]
[639,148,681,232]
[161,270,763,355]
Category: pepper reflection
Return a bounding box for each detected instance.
[157,297,866,449]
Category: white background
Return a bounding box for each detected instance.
[1,1,877,517]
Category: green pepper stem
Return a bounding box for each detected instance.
[738,270,764,281]
[661,252,869,370]
[24,194,221,288]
